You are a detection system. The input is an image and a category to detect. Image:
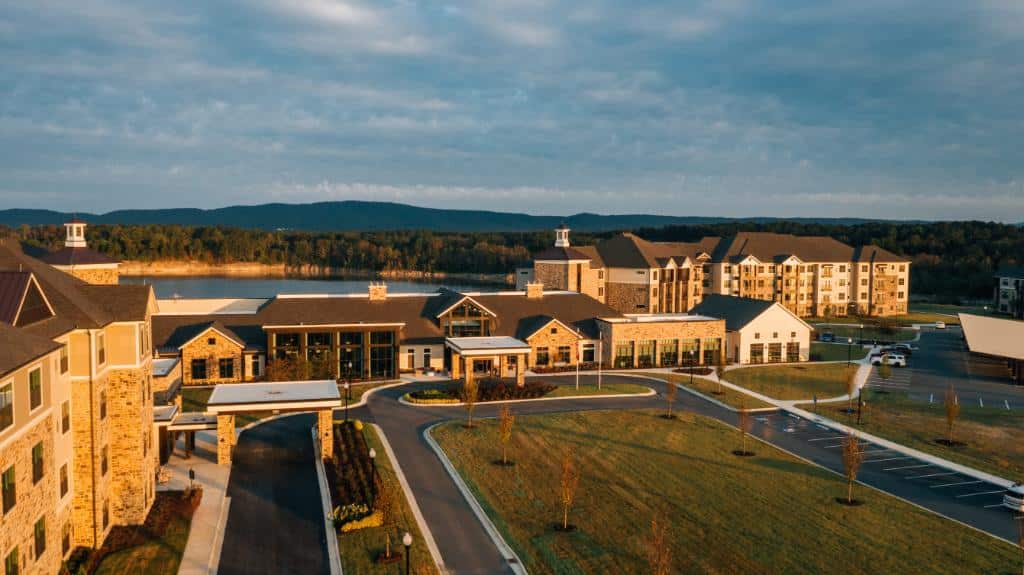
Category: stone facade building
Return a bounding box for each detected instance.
[519,227,910,318]
[994,267,1024,319]
[0,228,158,571]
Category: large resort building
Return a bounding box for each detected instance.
[0,226,156,574]
[518,226,911,318]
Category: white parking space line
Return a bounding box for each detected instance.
[983,503,1005,509]
[955,490,1005,499]
[906,471,958,480]
[931,480,982,489]
[865,456,913,464]
[884,463,932,471]
[807,436,843,442]
[862,447,891,453]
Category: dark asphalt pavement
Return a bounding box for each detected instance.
[218,413,332,575]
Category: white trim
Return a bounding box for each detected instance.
[434,294,498,319]
[52,262,119,270]
[206,399,342,414]
[262,322,405,330]
[521,317,582,341]
[533,259,591,264]
[177,325,246,351]
[12,273,56,325]
[0,405,52,452]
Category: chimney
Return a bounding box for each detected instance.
[368,282,388,302]
[526,282,544,300]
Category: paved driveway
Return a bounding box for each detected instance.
[218,413,331,575]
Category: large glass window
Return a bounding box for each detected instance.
[679,339,700,366]
[369,346,394,379]
[786,342,800,363]
[218,358,235,379]
[768,343,783,363]
[702,338,721,365]
[535,347,550,366]
[637,340,656,368]
[306,332,334,375]
[339,347,362,380]
[614,341,634,369]
[0,383,11,432]
[581,344,596,363]
[557,346,571,364]
[274,333,300,359]
[190,359,207,381]
[749,343,764,364]
[442,303,490,337]
[659,340,678,366]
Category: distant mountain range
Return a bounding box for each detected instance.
[0,201,921,232]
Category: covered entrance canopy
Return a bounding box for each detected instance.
[445,336,531,387]
[206,380,343,465]
[959,313,1024,383]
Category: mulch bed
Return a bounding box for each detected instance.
[408,381,557,403]
[934,438,967,447]
[732,450,756,457]
[68,489,202,574]
[325,422,377,511]
[553,524,578,532]
[835,498,866,507]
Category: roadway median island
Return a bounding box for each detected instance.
[725,363,855,401]
[403,380,651,405]
[431,410,1017,574]
[813,391,1024,480]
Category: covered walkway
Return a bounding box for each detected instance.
[446,336,530,386]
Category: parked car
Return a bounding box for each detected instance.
[819,332,834,343]
[872,353,906,367]
[934,321,946,329]
[888,343,916,356]
[1004,483,1024,511]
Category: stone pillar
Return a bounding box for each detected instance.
[451,352,461,380]
[217,414,235,466]
[516,354,525,387]
[318,410,334,460]
[465,363,474,388]
[498,354,506,380]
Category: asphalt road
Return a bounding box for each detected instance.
[218,413,332,575]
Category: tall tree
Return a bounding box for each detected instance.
[841,432,865,504]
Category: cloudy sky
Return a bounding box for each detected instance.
[1,0,1022,220]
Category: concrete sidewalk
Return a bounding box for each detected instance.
[165,430,231,575]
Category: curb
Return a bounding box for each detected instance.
[206,496,230,575]
[311,427,344,575]
[369,423,446,573]
[398,387,656,408]
[423,423,529,575]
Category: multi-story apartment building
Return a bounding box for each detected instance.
[519,227,910,318]
[0,222,156,574]
[994,267,1024,319]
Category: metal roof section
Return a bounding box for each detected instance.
[152,357,180,377]
[600,313,720,323]
[445,336,531,357]
[206,380,342,413]
[959,313,1024,361]
[155,298,268,316]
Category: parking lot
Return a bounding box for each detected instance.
[750,410,1022,544]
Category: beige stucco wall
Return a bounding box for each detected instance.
[399,345,444,372]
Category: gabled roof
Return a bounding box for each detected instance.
[0,271,55,326]
[0,321,62,376]
[852,245,906,263]
[428,289,497,318]
[515,315,581,341]
[39,246,119,266]
[176,321,248,350]
[533,246,593,261]
[995,266,1024,279]
[689,294,810,332]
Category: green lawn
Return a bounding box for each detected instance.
[818,391,1024,480]
[640,373,774,410]
[546,382,651,398]
[432,410,1017,575]
[94,491,198,575]
[809,342,869,362]
[337,425,439,575]
[726,363,855,400]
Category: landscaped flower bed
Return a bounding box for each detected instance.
[405,381,558,404]
[325,421,379,531]
[672,366,713,376]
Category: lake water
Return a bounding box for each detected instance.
[120,276,504,299]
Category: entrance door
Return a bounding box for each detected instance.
[472,359,493,374]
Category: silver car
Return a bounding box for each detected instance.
[1005,483,1024,511]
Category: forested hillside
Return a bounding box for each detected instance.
[7,221,1021,302]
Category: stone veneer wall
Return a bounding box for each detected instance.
[70,373,112,548]
[108,365,155,526]
[525,323,580,367]
[604,282,651,314]
[181,333,244,385]
[603,319,726,366]
[64,266,119,286]
[0,416,64,575]
[533,262,569,291]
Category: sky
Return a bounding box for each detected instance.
[1,0,1022,221]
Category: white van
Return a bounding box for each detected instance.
[934,321,946,329]
[1004,483,1024,511]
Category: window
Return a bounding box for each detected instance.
[2,466,15,513]
[4,547,16,575]
[103,502,109,528]
[423,348,432,367]
[652,271,658,280]
[790,332,797,338]
[97,333,106,365]
[207,337,216,345]
[218,358,234,379]
[369,332,395,379]
[190,359,207,381]
[860,292,867,299]
[637,340,655,368]
[99,390,107,419]
[898,292,905,299]
[59,464,68,497]
[61,402,70,434]
[59,345,69,374]
[772,332,778,339]
[598,270,604,280]
[557,346,571,364]
[754,332,760,340]
[899,265,906,272]
[861,265,868,272]
[29,368,41,411]
[32,443,43,484]
[535,347,550,366]
[768,343,783,363]
[898,278,905,286]
[614,341,634,369]
[250,355,261,378]
[659,339,679,366]
[0,383,11,432]
[101,445,108,476]
[34,517,45,558]
[62,523,71,555]
[582,344,595,363]
[406,348,415,369]
[786,342,800,362]
[749,343,765,364]
[702,338,721,365]
[598,287,604,297]
[274,333,301,359]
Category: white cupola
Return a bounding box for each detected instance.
[554,224,570,248]
[64,219,88,248]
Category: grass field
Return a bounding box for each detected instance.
[640,373,774,410]
[726,363,855,400]
[810,342,869,362]
[817,391,1024,480]
[546,382,651,398]
[432,410,1018,574]
[94,491,197,575]
[337,425,439,575]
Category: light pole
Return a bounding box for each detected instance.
[369,447,377,482]
[597,340,603,391]
[846,337,853,367]
[402,531,412,574]
[345,361,353,422]
[344,381,351,422]
[688,349,695,387]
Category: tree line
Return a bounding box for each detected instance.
[6,220,1021,301]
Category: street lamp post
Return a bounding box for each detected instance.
[369,447,377,482]
[689,349,695,387]
[846,337,853,366]
[402,532,413,574]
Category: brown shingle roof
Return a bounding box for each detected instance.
[39,246,119,266]
[0,322,62,376]
[153,314,266,353]
[0,271,31,325]
[710,232,858,263]
[852,245,907,263]
[79,284,154,322]
[689,294,778,331]
[533,246,593,261]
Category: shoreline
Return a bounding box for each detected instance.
[119,260,513,286]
